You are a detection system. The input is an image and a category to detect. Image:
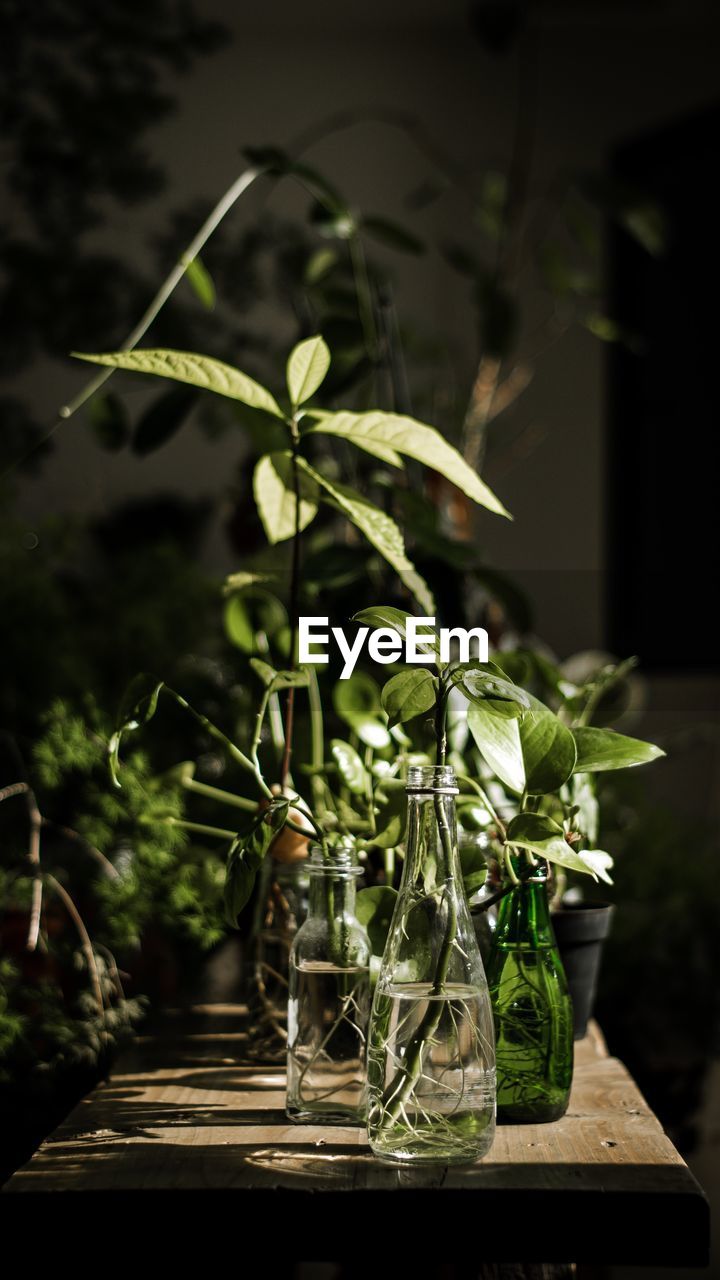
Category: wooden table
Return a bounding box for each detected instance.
[1,1002,709,1269]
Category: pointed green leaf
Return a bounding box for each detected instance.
[357,886,398,957]
[371,781,407,849]
[572,726,665,773]
[576,849,614,884]
[381,668,438,727]
[520,694,577,795]
[109,674,165,787]
[467,701,525,793]
[224,798,289,926]
[73,349,283,418]
[307,411,510,518]
[298,460,435,613]
[451,663,530,711]
[287,334,331,406]
[506,813,594,876]
[352,608,438,658]
[184,255,216,309]
[253,451,319,545]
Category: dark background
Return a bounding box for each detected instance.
[2,3,719,1275]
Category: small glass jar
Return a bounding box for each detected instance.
[367,766,496,1164]
[286,843,370,1124]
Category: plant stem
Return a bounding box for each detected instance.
[380,793,458,1122]
[57,167,265,423]
[435,685,449,766]
[280,424,302,789]
[180,776,257,813]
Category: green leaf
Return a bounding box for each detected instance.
[506,814,594,876]
[356,886,398,957]
[381,668,438,728]
[298,461,435,613]
[72,348,283,418]
[88,392,129,451]
[361,216,425,255]
[223,571,273,596]
[520,694,577,795]
[572,726,665,773]
[451,663,530,711]
[132,386,197,455]
[224,595,255,652]
[467,701,525,794]
[184,255,216,309]
[250,657,309,694]
[287,334,331,406]
[330,739,370,796]
[333,673,391,749]
[576,849,614,884]
[109,674,165,786]
[371,778,406,848]
[253,451,319,544]
[352,607,438,658]
[459,841,489,899]
[304,247,338,285]
[224,798,289,926]
[306,411,510,518]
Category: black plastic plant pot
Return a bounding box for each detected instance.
[551,903,615,1040]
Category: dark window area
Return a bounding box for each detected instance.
[607,103,720,670]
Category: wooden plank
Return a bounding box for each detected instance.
[1,1005,708,1266]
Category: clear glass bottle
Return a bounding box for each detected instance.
[486,858,573,1122]
[286,843,370,1124]
[367,765,496,1164]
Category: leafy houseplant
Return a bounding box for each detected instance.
[360,617,665,1126]
[95,335,513,1086]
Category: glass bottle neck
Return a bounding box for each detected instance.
[495,869,555,946]
[404,789,462,886]
[308,870,358,920]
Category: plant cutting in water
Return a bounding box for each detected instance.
[96,335,513,1114]
[361,619,666,1131]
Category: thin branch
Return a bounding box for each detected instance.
[45,873,105,1017]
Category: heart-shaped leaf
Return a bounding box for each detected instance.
[333,673,391,749]
[467,700,525,794]
[519,694,577,795]
[357,886,398,957]
[506,813,594,875]
[381,668,438,727]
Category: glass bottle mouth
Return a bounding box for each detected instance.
[307,842,363,876]
[406,764,459,795]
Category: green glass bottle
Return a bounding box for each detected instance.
[486,859,573,1123]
